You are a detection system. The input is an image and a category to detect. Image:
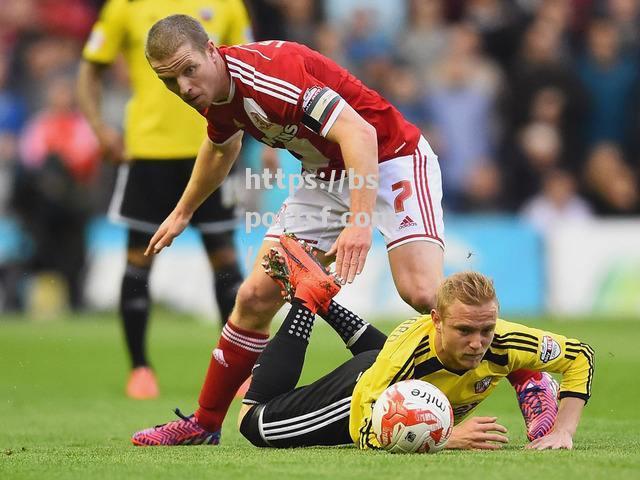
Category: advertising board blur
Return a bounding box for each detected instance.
[547,220,640,317]
[84,215,545,320]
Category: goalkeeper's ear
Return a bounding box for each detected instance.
[432,308,442,333]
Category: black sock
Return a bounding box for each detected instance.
[213,263,243,325]
[244,300,314,404]
[120,263,151,368]
[320,300,387,355]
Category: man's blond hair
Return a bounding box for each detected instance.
[146,14,210,60]
[435,271,498,320]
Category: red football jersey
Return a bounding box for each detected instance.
[202,41,421,176]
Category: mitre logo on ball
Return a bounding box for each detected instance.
[371,380,453,454]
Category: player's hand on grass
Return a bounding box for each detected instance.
[525,430,573,450]
[446,416,509,450]
[326,224,372,284]
[145,209,192,256]
[97,125,125,164]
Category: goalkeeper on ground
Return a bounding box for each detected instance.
[134,235,594,450]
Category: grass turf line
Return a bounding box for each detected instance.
[1,312,639,479]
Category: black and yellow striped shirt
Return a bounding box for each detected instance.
[349,316,594,449]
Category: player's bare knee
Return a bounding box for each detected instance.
[235,279,280,315]
[232,280,280,330]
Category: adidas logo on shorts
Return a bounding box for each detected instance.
[398,215,417,230]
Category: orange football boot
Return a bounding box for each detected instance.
[262,233,340,314]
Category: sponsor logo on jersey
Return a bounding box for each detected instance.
[249,111,273,130]
[474,376,493,393]
[274,124,299,143]
[398,215,417,230]
[540,336,561,363]
[244,98,299,145]
[213,348,229,367]
[386,318,419,342]
[244,98,275,132]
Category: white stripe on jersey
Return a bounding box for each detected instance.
[234,45,272,61]
[226,55,301,96]
[229,71,299,105]
[227,63,299,103]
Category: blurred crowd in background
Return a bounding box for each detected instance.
[1,0,639,313]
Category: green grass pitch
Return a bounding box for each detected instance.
[1,311,639,479]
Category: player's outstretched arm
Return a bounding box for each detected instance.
[525,397,585,450]
[325,105,378,284]
[446,416,509,450]
[145,133,242,255]
[77,60,125,164]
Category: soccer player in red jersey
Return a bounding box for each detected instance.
[131,14,553,446]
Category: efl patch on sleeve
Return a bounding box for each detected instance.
[540,336,561,363]
[301,86,346,136]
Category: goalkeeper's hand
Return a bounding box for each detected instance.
[446,416,509,450]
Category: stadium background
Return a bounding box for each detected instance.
[1,1,640,478]
[2,0,640,321]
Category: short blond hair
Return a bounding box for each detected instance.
[146,14,209,60]
[435,271,498,320]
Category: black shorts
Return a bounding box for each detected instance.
[108,158,238,234]
[241,350,379,448]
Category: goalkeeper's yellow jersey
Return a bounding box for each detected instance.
[349,316,594,449]
[82,0,251,159]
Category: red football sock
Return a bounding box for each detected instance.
[507,369,541,386]
[195,322,269,432]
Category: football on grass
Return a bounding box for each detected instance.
[371,379,453,453]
